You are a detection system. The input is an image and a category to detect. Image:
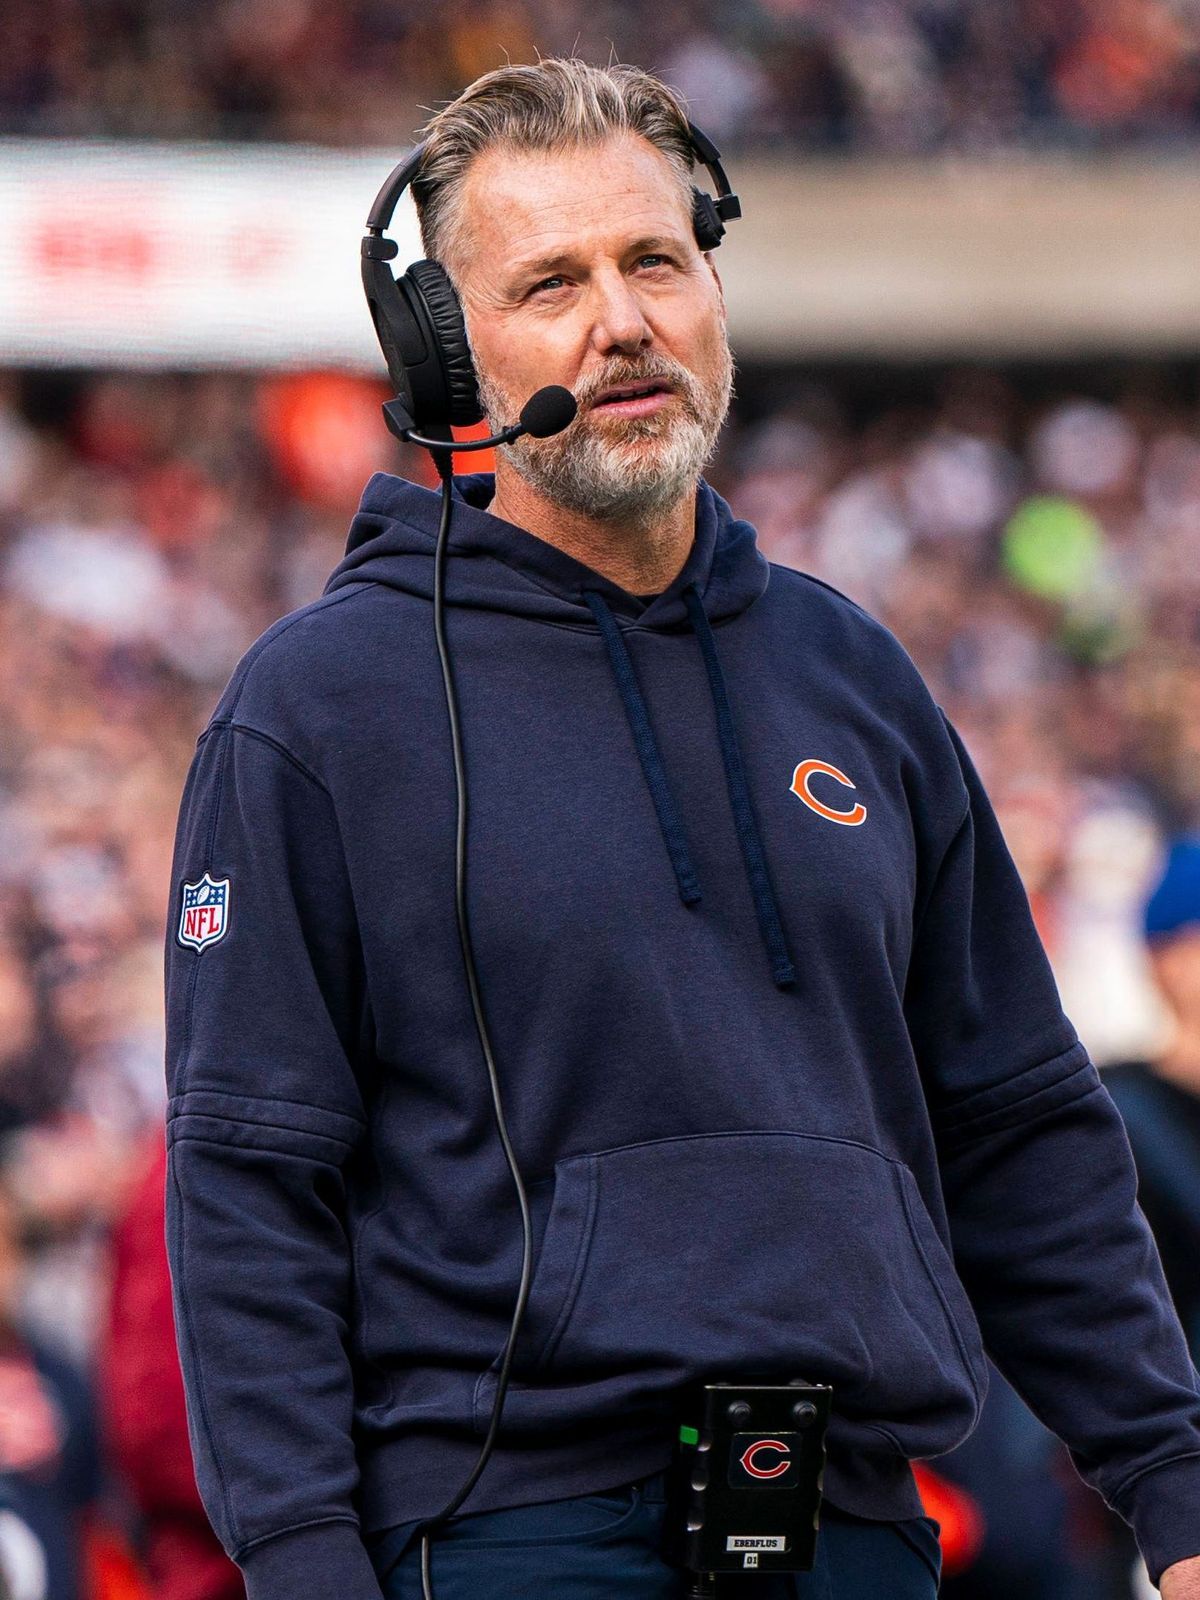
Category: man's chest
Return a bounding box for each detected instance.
[331,614,922,1005]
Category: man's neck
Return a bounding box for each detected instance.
[488,462,697,595]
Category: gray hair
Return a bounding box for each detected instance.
[411,58,696,275]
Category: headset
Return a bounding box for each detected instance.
[361,120,741,445]
[360,121,743,1600]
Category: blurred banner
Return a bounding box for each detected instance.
[4,139,1200,366]
[0,139,419,369]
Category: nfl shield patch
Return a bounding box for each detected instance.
[178,873,231,952]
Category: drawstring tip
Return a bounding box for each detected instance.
[679,879,702,907]
[773,961,798,990]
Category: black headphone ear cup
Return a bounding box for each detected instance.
[406,260,484,427]
[361,256,420,412]
[692,188,724,253]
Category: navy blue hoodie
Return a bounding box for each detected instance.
[164,472,1200,1600]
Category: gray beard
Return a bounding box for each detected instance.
[475,344,734,527]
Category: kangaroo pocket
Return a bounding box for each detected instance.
[474,1130,987,1460]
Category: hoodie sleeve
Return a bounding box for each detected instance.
[905,713,1200,1587]
[164,720,384,1600]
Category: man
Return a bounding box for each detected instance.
[163,59,1200,1600]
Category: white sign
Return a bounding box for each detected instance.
[0,138,421,368]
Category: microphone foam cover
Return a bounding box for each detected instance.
[519,385,578,439]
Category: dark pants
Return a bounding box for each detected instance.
[377,1469,942,1598]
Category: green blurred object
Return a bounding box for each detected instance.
[1002,496,1104,601]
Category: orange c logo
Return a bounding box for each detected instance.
[790,759,867,826]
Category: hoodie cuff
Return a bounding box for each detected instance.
[1116,1455,1200,1587]
[238,1520,384,1600]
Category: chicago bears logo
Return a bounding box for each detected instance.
[178,873,231,952]
[729,1431,802,1489]
[739,1439,792,1480]
[789,759,867,826]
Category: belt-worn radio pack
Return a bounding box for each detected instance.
[664,1380,832,1596]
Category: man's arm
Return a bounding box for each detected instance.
[905,714,1200,1590]
[165,720,383,1600]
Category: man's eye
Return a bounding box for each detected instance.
[532,275,566,294]
[638,254,668,269]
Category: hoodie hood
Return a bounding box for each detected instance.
[324,471,769,630]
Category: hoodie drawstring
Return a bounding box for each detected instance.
[585,586,797,991]
[583,591,702,907]
[683,584,797,990]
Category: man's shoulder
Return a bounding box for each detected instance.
[767,558,887,627]
[761,560,965,815]
[765,560,928,685]
[202,580,419,772]
[214,585,376,714]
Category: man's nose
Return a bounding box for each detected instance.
[588,274,652,356]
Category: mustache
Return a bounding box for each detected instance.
[572,354,703,418]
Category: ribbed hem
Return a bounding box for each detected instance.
[1115,1454,1200,1586]
[238,1519,383,1600]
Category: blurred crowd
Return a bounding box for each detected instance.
[5,0,1200,152]
[1,358,1200,1597]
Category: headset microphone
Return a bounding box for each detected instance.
[507,383,579,439]
[386,383,578,453]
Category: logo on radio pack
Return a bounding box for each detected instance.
[178,874,231,952]
[729,1433,801,1489]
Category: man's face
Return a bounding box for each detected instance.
[450,132,734,524]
